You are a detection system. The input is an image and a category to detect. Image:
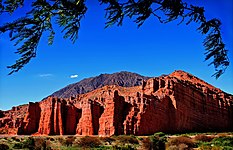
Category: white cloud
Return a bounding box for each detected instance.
[70,74,78,78]
[38,74,53,77]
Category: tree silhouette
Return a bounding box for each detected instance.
[0,0,230,78]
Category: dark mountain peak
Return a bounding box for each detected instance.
[50,71,150,98]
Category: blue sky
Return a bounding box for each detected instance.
[0,0,232,110]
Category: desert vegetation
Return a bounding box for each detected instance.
[0,132,232,150]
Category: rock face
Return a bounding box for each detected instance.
[50,71,150,98]
[0,70,232,135]
[37,97,81,135]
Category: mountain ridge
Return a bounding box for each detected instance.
[50,71,151,98]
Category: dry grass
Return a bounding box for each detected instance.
[99,136,116,145]
[167,136,195,148]
[141,137,151,150]
[75,136,101,148]
[194,134,214,142]
[217,133,228,137]
[116,135,139,145]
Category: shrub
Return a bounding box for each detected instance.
[13,143,23,149]
[11,136,17,141]
[149,134,167,150]
[212,136,233,147]
[76,136,101,148]
[198,145,223,150]
[195,134,214,142]
[100,136,116,145]
[116,135,139,145]
[112,145,135,150]
[22,137,35,150]
[167,136,195,148]
[0,143,9,150]
[154,132,166,137]
[64,136,76,146]
[141,137,152,150]
[34,137,48,150]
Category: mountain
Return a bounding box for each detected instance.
[0,70,232,136]
[50,71,150,98]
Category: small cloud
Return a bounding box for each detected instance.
[39,74,53,77]
[70,74,78,79]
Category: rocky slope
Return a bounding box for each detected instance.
[50,71,150,98]
[0,70,232,135]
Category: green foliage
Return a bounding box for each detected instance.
[112,144,135,150]
[0,0,87,74]
[22,137,35,150]
[148,132,167,150]
[154,132,166,137]
[0,0,230,78]
[76,136,101,148]
[196,136,233,150]
[12,142,23,149]
[12,137,36,149]
[0,143,9,150]
[211,137,233,148]
[10,136,20,142]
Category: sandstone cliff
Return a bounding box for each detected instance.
[0,70,232,135]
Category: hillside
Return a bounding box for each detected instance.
[50,71,150,98]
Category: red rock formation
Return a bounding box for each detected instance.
[0,70,232,136]
[65,105,82,135]
[37,97,82,135]
[23,102,41,134]
[98,90,127,136]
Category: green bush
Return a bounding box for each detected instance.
[22,137,35,150]
[199,145,224,150]
[212,136,233,148]
[112,145,135,150]
[0,143,9,150]
[154,132,166,137]
[149,134,167,150]
[76,136,101,148]
[13,143,23,149]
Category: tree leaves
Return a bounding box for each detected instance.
[0,0,87,74]
[100,0,229,78]
[0,0,230,78]
[3,0,24,14]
